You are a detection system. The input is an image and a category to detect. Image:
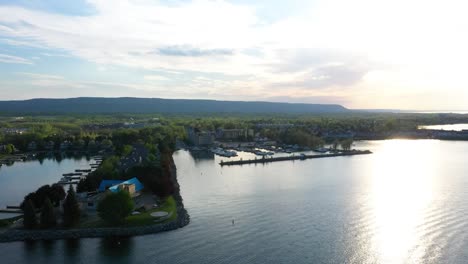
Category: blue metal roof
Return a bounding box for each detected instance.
[108,177,144,193]
[98,180,124,192]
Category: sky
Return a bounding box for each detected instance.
[0,0,467,110]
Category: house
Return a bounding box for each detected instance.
[60,141,72,150]
[28,141,37,151]
[2,128,28,135]
[118,144,149,172]
[87,140,97,150]
[79,177,144,212]
[108,177,144,196]
[98,180,124,192]
[76,192,106,212]
[45,141,55,151]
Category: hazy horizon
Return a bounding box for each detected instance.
[1,0,467,110]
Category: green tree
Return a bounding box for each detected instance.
[332,140,339,151]
[340,138,354,151]
[122,144,133,156]
[101,139,113,149]
[40,198,56,229]
[97,191,134,226]
[23,199,37,229]
[5,143,15,154]
[63,185,81,228]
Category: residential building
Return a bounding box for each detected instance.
[187,127,214,146]
[28,141,37,151]
[216,128,254,140]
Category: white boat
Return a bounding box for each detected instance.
[211,148,238,157]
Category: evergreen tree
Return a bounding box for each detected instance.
[40,197,56,229]
[97,191,134,226]
[63,185,81,228]
[23,199,37,229]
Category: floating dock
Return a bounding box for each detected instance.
[219,150,372,166]
[75,169,92,173]
[0,209,22,214]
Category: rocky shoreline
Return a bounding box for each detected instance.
[0,156,190,243]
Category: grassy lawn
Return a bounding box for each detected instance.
[0,215,23,229]
[80,195,177,228]
[126,196,177,227]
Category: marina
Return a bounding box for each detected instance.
[0,155,104,210]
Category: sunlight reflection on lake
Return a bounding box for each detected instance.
[368,140,439,263]
[2,140,468,263]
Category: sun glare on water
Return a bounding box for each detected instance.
[367,140,440,263]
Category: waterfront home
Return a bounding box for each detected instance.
[76,192,106,212]
[45,141,55,151]
[87,140,97,150]
[98,180,125,192]
[107,177,144,197]
[79,177,145,212]
[2,128,28,135]
[27,141,37,151]
[60,141,72,151]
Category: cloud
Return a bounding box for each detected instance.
[0,53,33,64]
[0,0,467,109]
[0,38,46,48]
[156,46,233,57]
[17,72,64,79]
[143,75,169,81]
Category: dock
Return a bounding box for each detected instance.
[63,172,82,176]
[0,209,22,214]
[75,169,92,173]
[219,150,372,166]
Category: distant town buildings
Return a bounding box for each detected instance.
[2,128,28,135]
[216,128,254,140]
[45,141,55,151]
[60,141,72,150]
[256,123,294,129]
[187,127,215,146]
[27,141,37,151]
[186,127,255,146]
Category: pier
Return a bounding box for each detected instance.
[219,150,373,166]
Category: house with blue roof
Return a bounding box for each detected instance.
[107,177,144,196]
[98,180,124,192]
[79,177,145,212]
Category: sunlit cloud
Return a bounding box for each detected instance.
[0,0,467,109]
[0,53,33,64]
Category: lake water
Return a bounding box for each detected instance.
[419,123,468,131]
[2,140,468,263]
[0,155,95,213]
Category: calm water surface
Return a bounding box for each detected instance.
[0,156,94,210]
[2,140,468,263]
[420,123,468,131]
